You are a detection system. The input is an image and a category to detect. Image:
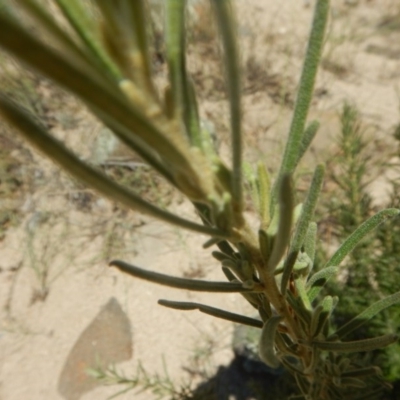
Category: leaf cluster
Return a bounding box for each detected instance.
[0,1,399,399]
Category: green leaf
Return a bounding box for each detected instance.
[115,0,155,94]
[325,208,400,269]
[95,111,176,184]
[0,15,200,188]
[286,290,312,328]
[306,266,339,302]
[158,299,263,328]
[274,0,329,197]
[211,0,243,217]
[211,250,235,263]
[0,96,227,237]
[259,316,283,368]
[257,162,271,228]
[243,161,258,208]
[267,174,293,274]
[258,229,271,263]
[332,291,400,340]
[110,260,254,292]
[310,295,334,338]
[295,120,320,167]
[184,77,202,149]
[311,334,398,353]
[15,0,111,82]
[303,222,317,262]
[309,304,324,338]
[165,2,203,147]
[166,0,186,117]
[281,165,324,293]
[221,266,261,309]
[294,274,313,312]
[54,0,120,78]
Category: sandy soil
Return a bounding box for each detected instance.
[1,1,400,399]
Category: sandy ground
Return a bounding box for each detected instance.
[1,0,400,399]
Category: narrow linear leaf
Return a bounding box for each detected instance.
[221,266,236,281]
[342,366,382,378]
[295,120,320,166]
[267,174,293,274]
[53,0,120,78]
[211,0,243,215]
[257,162,271,228]
[0,16,197,180]
[303,222,317,262]
[165,6,202,147]
[96,2,139,82]
[332,291,400,340]
[266,200,279,236]
[310,304,324,338]
[275,332,298,357]
[258,229,270,263]
[184,77,202,148]
[0,96,228,237]
[15,0,110,83]
[243,162,258,209]
[216,240,236,258]
[222,267,261,309]
[325,208,400,269]
[259,316,283,368]
[311,295,333,338]
[122,0,156,95]
[281,165,324,293]
[211,251,235,262]
[110,260,253,292]
[166,0,186,118]
[258,304,272,322]
[306,266,339,302]
[127,0,152,75]
[294,277,312,312]
[202,237,221,248]
[95,110,176,184]
[274,0,329,197]
[311,334,398,353]
[158,299,263,328]
[286,290,312,327]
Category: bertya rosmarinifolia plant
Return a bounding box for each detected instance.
[0,1,399,399]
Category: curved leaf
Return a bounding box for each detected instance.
[110,260,255,292]
[158,299,263,328]
[259,316,283,368]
